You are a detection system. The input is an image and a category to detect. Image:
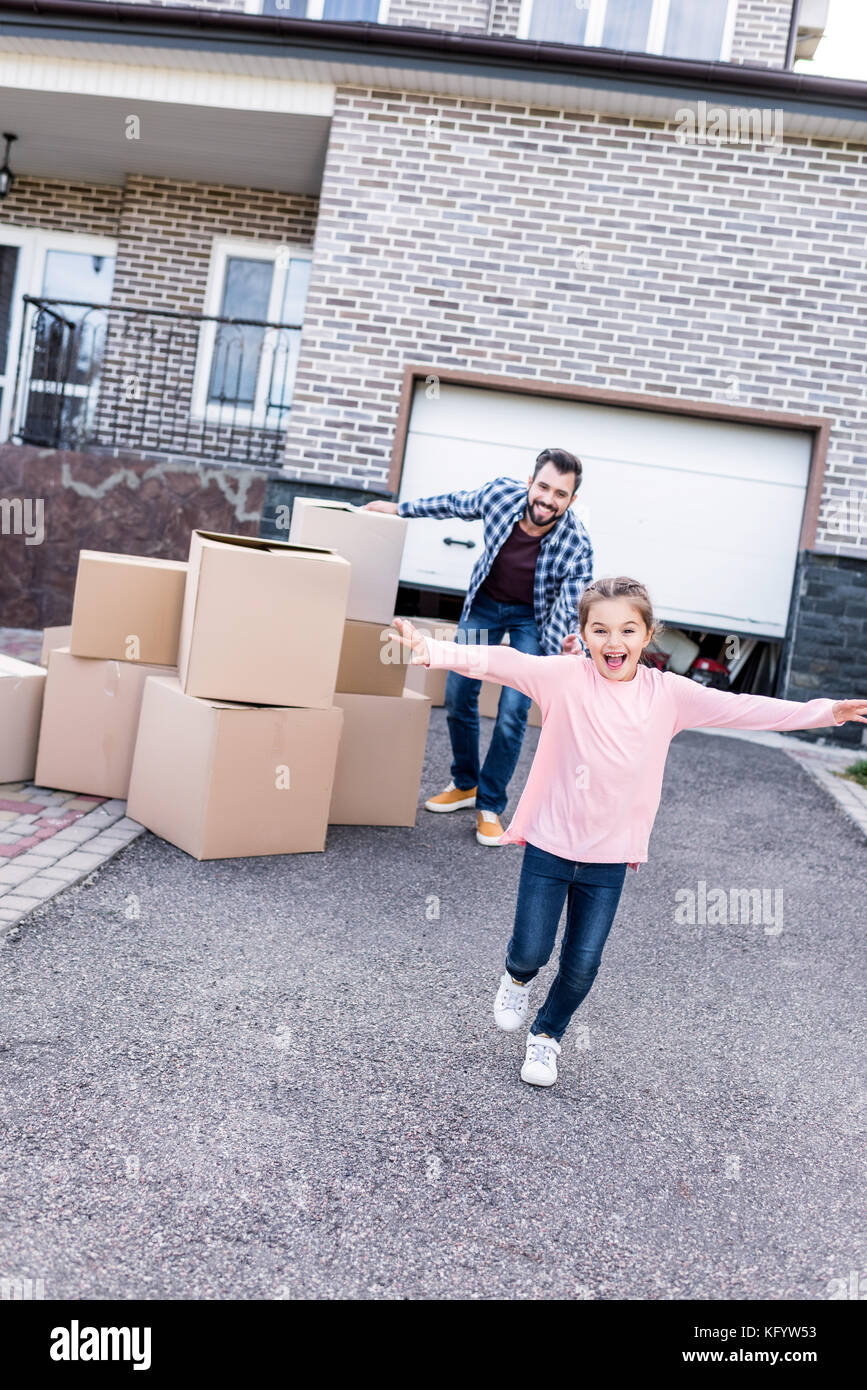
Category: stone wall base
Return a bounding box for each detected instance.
[782,551,867,751]
[0,445,270,626]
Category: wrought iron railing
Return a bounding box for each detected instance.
[11,296,306,468]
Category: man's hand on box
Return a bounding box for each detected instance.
[362,500,400,513]
[390,617,430,666]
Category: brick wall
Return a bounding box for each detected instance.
[489,0,522,38]
[0,177,123,238]
[729,0,792,67]
[0,173,318,304]
[782,552,867,742]
[282,87,867,563]
[110,175,317,309]
[390,0,492,30]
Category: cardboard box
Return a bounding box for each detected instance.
[177,530,351,709]
[40,626,72,665]
[34,648,176,798]
[329,688,431,826]
[289,498,407,624]
[399,616,459,706]
[126,676,343,859]
[336,620,406,698]
[0,655,46,781]
[70,551,188,665]
[395,616,542,726]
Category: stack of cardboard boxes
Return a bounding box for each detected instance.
[36,552,187,797]
[22,500,427,861]
[7,500,543,862]
[289,501,432,830]
[126,529,351,858]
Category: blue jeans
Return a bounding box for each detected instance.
[505,842,628,1043]
[445,589,543,815]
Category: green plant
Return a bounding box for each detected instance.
[837,758,867,790]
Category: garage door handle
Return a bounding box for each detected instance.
[443,537,476,549]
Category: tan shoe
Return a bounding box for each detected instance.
[424,779,477,812]
[476,810,504,846]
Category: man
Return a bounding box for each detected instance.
[364,448,593,847]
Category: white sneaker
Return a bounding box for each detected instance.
[521,1032,561,1087]
[493,971,533,1031]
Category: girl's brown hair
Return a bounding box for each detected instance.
[578,577,665,667]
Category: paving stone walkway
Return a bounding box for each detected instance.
[0,786,144,927]
[0,628,145,926]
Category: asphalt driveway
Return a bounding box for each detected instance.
[1,709,864,1300]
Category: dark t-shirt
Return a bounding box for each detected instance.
[479,520,543,607]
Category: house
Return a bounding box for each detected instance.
[0,0,864,743]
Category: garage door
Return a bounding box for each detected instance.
[398,382,813,639]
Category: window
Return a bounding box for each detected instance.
[40,249,115,384]
[527,0,589,46]
[520,0,736,62]
[662,0,731,61]
[250,0,390,20]
[0,228,116,444]
[192,240,312,429]
[602,0,654,52]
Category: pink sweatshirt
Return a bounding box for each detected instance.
[422,637,842,871]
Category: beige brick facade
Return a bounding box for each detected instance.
[280,86,866,562]
[110,176,318,309]
[2,86,863,557]
[1,0,860,723]
[729,0,793,67]
[0,6,859,565]
[391,0,492,30]
[0,176,123,238]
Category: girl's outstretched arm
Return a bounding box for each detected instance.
[390,619,567,713]
[665,671,861,735]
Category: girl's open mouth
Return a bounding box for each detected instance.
[603,652,627,669]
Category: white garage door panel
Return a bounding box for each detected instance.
[398,434,503,588]
[408,386,810,488]
[580,461,807,632]
[399,384,813,639]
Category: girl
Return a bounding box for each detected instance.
[390,578,867,1089]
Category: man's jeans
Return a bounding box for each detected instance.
[505,843,628,1043]
[445,589,543,816]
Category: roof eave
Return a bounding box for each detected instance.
[1,0,865,121]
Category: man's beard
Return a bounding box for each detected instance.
[532,500,557,519]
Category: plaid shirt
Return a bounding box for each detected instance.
[397,477,594,656]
